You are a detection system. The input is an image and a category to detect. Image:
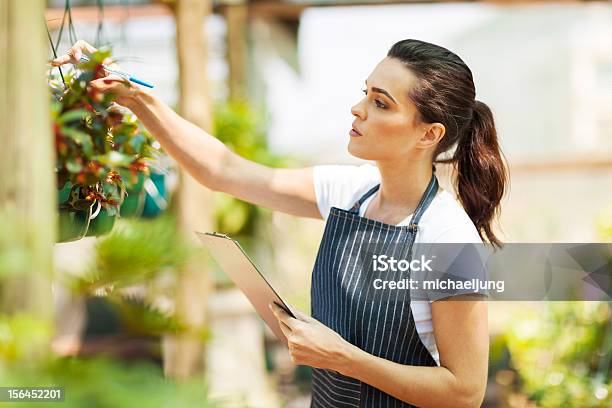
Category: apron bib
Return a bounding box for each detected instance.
[310,168,439,408]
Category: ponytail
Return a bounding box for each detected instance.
[387,39,508,248]
[455,100,507,248]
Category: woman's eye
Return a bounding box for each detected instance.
[361,89,387,109]
[374,100,387,109]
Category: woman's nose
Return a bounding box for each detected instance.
[351,100,366,119]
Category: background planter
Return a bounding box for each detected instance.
[119,173,146,218]
[142,171,168,218]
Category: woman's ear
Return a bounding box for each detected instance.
[418,123,445,148]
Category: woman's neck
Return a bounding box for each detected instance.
[365,157,434,223]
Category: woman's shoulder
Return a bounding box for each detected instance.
[418,189,482,243]
[312,162,380,219]
[313,162,380,183]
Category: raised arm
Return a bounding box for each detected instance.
[126,91,321,218]
[52,41,321,219]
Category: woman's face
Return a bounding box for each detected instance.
[349,57,441,161]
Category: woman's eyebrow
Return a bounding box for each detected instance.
[365,80,397,104]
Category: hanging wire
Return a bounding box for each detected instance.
[119,0,129,47]
[54,0,78,56]
[94,0,107,48]
[53,3,68,53]
[45,19,66,88]
[46,0,81,89]
[66,0,78,45]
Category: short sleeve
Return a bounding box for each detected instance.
[312,163,380,220]
[432,225,483,244]
[421,225,487,303]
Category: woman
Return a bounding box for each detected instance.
[53,38,506,407]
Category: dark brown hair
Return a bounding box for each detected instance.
[388,39,508,248]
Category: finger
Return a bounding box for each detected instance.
[270,303,299,329]
[102,56,122,71]
[89,78,113,92]
[278,319,292,337]
[51,53,73,67]
[76,40,98,55]
[293,310,314,322]
[90,76,126,91]
[71,40,98,62]
[53,40,99,66]
[271,302,293,318]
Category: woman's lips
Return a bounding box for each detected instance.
[350,128,363,137]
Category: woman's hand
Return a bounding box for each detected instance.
[269,302,355,373]
[50,40,141,108]
[51,39,98,66]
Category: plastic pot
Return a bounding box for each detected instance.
[142,171,168,218]
[57,206,92,242]
[119,172,146,218]
[56,182,92,243]
[85,206,116,237]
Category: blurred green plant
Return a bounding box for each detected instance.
[0,314,53,366]
[108,296,184,337]
[211,100,288,236]
[211,100,294,286]
[61,215,205,338]
[71,215,196,292]
[506,302,611,407]
[596,208,612,240]
[0,352,219,407]
[0,212,215,407]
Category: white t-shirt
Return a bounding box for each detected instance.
[312,163,483,366]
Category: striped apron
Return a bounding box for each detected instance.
[310,168,439,408]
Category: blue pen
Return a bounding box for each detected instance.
[79,55,155,89]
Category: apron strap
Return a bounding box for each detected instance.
[348,184,380,214]
[348,165,438,233]
[407,166,438,233]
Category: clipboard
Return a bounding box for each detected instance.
[195,231,298,347]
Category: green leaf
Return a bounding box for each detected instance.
[94,151,136,168]
[73,199,94,211]
[60,127,94,157]
[66,159,83,173]
[105,206,118,217]
[58,109,91,125]
[129,134,146,153]
[81,138,94,156]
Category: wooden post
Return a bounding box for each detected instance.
[163,0,214,380]
[222,2,248,101]
[0,0,54,354]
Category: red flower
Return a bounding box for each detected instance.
[76,172,86,184]
[105,170,122,184]
[87,87,103,103]
[106,111,123,128]
[87,162,102,174]
[93,64,106,80]
[130,160,148,173]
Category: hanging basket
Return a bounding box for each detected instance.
[56,182,94,243]
[119,172,147,218]
[85,206,116,237]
